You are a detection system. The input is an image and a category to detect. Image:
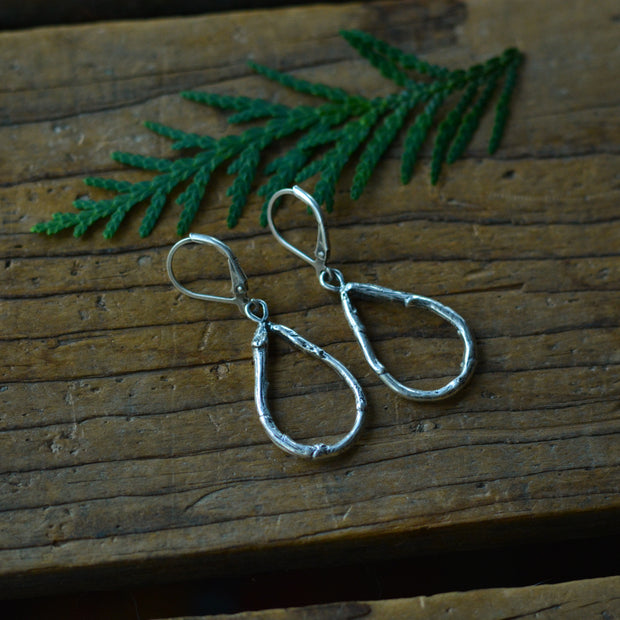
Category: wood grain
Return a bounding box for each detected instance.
[181,576,620,620]
[1,0,619,595]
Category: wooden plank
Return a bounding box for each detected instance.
[177,576,620,620]
[1,0,619,595]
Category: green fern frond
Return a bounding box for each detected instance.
[103,195,142,239]
[110,151,175,172]
[83,177,133,193]
[401,92,447,184]
[32,30,523,238]
[446,75,499,164]
[138,173,190,237]
[176,164,214,235]
[181,91,289,123]
[340,29,413,87]
[226,143,262,227]
[429,82,478,184]
[351,102,412,199]
[489,51,521,154]
[143,121,216,150]
[247,61,351,103]
[258,148,311,225]
[312,107,381,211]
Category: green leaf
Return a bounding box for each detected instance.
[340,29,412,87]
[430,82,478,184]
[83,177,134,193]
[176,164,215,235]
[248,61,351,103]
[144,121,216,150]
[102,196,140,239]
[139,173,192,238]
[313,107,381,211]
[351,102,412,199]
[226,144,262,227]
[401,92,446,184]
[342,29,449,81]
[488,53,522,154]
[111,151,175,172]
[258,148,311,226]
[31,31,523,238]
[446,75,499,164]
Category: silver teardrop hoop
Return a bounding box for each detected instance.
[167,233,367,459]
[267,186,477,401]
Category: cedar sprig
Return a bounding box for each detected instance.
[32,30,523,238]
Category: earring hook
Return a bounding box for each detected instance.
[267,186,330,278]
[166,233,249,314]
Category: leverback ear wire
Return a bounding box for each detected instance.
[267,186,330,278]
[166,233,367,459]
[267,186,477,402]
[167,233,250,314]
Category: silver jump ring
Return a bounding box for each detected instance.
[319,267,345,292]
[244,298,269,323]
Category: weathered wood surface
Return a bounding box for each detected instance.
[185,575,620,620]
[1,0,618,595]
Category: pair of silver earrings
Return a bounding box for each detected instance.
[167,186,476,459]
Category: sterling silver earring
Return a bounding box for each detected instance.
[167,233,367,459]
[267,186,476,401]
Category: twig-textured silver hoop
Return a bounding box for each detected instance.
[166,233,367,459]
[251,319,366,459]
[266,186,477,401]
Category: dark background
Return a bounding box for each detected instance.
[2,1,309,30]
[5,537,620,618]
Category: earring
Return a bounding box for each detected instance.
[166,233,367,459]
[267,186,476,401]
